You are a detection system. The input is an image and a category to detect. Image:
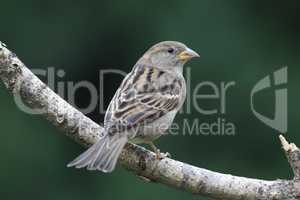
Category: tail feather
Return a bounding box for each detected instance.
[86,141,109,169]
[67,135,127,172]
[93,136,127,172]
[99,138,125,171]
[87,138,119,170]
[102,139,126,172]
[67,141,101,168]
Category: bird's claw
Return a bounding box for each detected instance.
[155,150,171,160]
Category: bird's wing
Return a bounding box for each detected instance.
[104,64,184,134]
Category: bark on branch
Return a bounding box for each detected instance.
[0,41,299,200]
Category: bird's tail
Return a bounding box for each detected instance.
[67,134,127,173]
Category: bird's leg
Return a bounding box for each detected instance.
[148,142,160,156]
[148,142,170,159]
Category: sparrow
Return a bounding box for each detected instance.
[67,41,199,172]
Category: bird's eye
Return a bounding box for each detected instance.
[167,48,175,54]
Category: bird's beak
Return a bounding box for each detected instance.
[178,47,200,61]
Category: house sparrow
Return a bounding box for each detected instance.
[67,41,199,172]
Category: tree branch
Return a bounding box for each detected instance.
[280,135,300,180]
[0,41,299,200]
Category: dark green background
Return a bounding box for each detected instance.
[0,1,299,200]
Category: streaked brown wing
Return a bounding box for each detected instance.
[116,92,179,125]
[104,64,182,133]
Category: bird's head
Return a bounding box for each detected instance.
[139,41,199,71]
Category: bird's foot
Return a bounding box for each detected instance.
[155,149,171,160]
[148,142,171,160]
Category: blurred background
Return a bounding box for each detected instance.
[0,0,299,199]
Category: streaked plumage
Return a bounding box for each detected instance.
[68,41,199,172]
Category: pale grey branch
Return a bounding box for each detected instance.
[280,135,300,180]
[0,41,299,200]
